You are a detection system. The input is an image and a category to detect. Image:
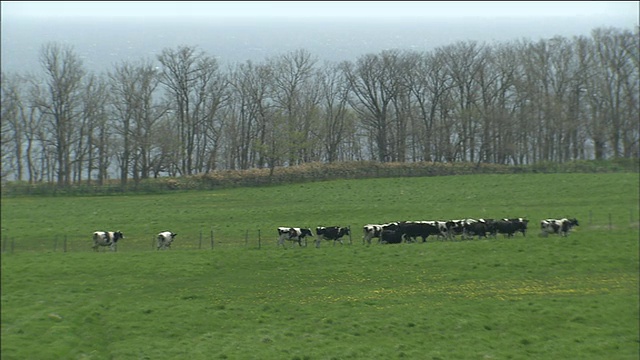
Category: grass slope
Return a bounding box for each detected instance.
[1,173,639,359]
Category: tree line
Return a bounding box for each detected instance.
[1,26,638,186]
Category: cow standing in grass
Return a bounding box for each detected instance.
[541,218,579,237]
[92,231,124,252]
[362,222,398,245]
[157,231,177,250]
[315,226,350,247]
[278,227,313,247]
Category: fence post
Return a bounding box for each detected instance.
[210,229,214,249]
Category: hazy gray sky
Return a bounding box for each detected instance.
[2,1,639,20]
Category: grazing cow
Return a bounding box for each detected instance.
[315,226,350,247]
[157,231,177,250]
[397,221,441,243]
[541,218,579,237]
[363,222,398,245]
[277,227,313,247]
[92,231,124,252]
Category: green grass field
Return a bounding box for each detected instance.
[2,173,639,359]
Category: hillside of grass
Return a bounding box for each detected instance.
[1,173,637,251]
[1,173,639,359]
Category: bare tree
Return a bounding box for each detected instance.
[32,42,85,185]
[225,61,271,169]
[109,60,166,184]
[442,41,487,162]
[479,43,519,165]
[592,27,639,159]
[344,50,403,162]
[72,73,109,184]
[1,73,26,181]
[157,45,224,175]
[269,49,319,165]
[403,50,454,162]
[315,61,353,162]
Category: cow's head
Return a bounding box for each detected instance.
[340,227,351,236]
[113,231,124,242]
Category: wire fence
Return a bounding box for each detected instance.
[0,227,362,254]
[2,209,638,254]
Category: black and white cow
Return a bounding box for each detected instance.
[315,226,350,247]
[362,222,398,245]
[277,227,313,247]
[157,231,177,250]
[92,231,124,252]
[445,220,467,240]
[540,218,579,237]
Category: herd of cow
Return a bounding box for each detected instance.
[91,217,579,251]
[277,217,580,248]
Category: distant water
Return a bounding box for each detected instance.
[2,16,636,74]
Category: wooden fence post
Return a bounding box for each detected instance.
[210,229,214,249]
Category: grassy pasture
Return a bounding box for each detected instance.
[1,173,639,359]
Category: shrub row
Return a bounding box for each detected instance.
[2,159,638,197]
